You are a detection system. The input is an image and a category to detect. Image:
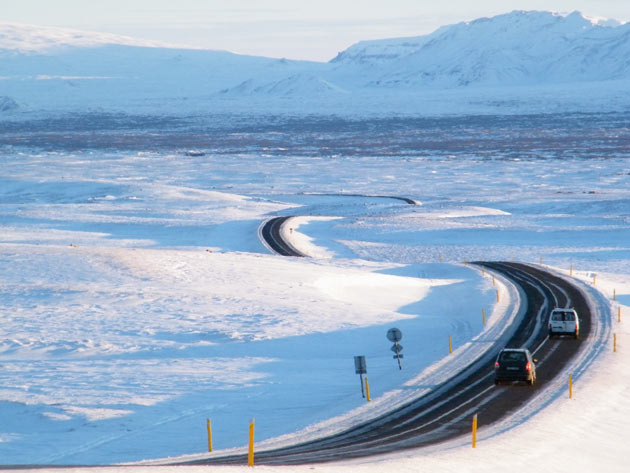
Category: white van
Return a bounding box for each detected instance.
[548,308,580,339]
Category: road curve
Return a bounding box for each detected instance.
[176,262,596,466]
[259,216,305,257]
[300,193,420,205]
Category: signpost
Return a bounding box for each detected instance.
[354,355,367,398]
[387,328,404,370]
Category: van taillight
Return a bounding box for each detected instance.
[525,362,532,371]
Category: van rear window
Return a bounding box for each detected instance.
[552,311,575,321]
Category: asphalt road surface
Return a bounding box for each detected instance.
[179,261,593,466]
[260,217,305,257]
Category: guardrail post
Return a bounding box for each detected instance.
[248,418,255,467]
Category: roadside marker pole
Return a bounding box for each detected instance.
[248,418,255,467]
[472,414,478,448]
[569,376,573,399]
[496,290,500,303]
[614,334,617,353]
[613,288,617,301]
[365,377,371,402]
[449,335,453,354]
[570,264,573,276]
[593,274,597,286]
[482,308,486,325]
[207,419,213,452]
[492,276,496,286]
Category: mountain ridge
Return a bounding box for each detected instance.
[1,10,629,115]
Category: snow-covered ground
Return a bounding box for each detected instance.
[0,143,629,471]
[1,7,630,471]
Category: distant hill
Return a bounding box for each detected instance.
[0,96,19,112]
[332,11,630,88]
[1,11,629,116]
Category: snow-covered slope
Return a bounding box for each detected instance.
[1,11,630,114]
[333,11,630,87]
[220,73,349,97]
[0,22,174,53]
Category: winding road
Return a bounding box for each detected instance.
[259,217,306,257]
[176,232,602,466]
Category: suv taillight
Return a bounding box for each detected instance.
[494,362,500,369]
[525,362,532,371]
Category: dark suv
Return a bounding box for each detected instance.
[494,348,537,386]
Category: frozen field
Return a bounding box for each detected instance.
[0,113,629,470]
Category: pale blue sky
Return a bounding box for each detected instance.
[2,0,629,61]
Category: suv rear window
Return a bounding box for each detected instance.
[499,351,526,362]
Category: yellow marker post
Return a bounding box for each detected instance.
[472,414,478,448]
[449,335,453,354]
[613,289,617,301]
[492,276,496,286]
[248,418,255,467]
[207,419,213,452]
[365,377,371,402]
[593,274,597,286]
[482,308,486,326]
[569,376,573,399]
[614,334,617,353]
[496,290,500,303]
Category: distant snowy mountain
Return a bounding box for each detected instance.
[1,11,630,115]
[221,74,348,96]
[333,11,630,87]
[0,96,19,112]
[0,21,175,53]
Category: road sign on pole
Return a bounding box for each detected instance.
[354,355,367,374]
[387,328,403,343]
[387,328,404,370]
[354,356,367,398]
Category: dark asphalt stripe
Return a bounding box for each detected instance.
[179,262,595,466]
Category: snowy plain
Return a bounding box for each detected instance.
[1,143,629,471]
[1,8,630,472]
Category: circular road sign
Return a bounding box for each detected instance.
[386,328,403,343]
